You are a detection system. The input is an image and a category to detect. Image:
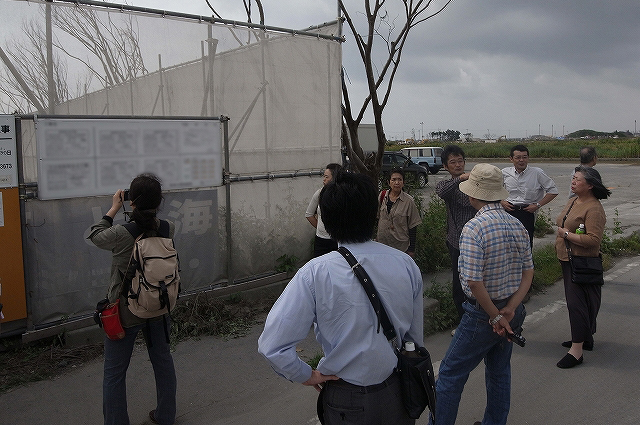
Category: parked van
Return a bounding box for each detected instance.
[400,146,443,174]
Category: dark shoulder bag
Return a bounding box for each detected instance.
[337,247,436,420]
[562,200,604,286]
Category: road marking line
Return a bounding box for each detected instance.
[524,300,566,326]
[604,262,639,282]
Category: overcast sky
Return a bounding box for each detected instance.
[9,0,640,140]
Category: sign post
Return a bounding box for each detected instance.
[0,114,27,330]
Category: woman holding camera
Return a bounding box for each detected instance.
[555,166,610,369]
[88,173,176,424]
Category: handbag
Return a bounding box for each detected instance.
[568,253,604,285]
[561,199,604,286]
[337,247,436,420]
[93,298,126,340]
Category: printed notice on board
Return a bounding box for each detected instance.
[36,118,223,200]
[0,115,18,189]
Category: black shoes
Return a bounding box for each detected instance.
[562,340,593,351]
[557,353,583,369]
[149,410,158,424]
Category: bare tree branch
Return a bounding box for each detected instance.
[338,0,455,179]
[1,4,147,113]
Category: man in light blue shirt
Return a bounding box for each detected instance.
[258,171,424,424]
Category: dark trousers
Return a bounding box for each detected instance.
[507,209,535,249]
[321,373,414,424]
[447,242,465,321]
[561,261,601,343]
[103,318,176,424]
[314,235,338,258]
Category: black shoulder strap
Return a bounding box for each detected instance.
[123,222,143,239]
[337,246,398,347]
[157,219,170,238]
[123,220,170,239]
[562,198,578,256]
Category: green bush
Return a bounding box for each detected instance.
[534,208,555,238]
[414,195,449,273]
[424,281,459,334]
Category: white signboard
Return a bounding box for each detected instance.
[0,115,18,189]
[36,118,223,200]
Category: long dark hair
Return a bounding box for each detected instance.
[128,173,163,231]
[575,165,610,200]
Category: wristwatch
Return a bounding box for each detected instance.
[535,202,541,207]
[564,231,569,239]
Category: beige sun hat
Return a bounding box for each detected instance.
[459,163,509,201]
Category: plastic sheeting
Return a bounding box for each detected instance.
[2,0,342,328]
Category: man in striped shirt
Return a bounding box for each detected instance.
[434,164,534,425]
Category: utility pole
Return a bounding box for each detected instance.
[420,122,424,141]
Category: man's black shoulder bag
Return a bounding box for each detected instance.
[337,247,437,421]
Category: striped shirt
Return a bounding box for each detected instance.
[459,203,533,299]
[435,176,477,249]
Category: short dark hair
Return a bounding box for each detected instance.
[325,163,342,175]
[442,145,466,164]
[389,167,404,180]
[510,144,529,157]
[580,146,597,164]
[575,165,610,200]
[320,171,378,243]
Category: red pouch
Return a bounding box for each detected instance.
[98,299,125,340]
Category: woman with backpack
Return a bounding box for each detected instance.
[88,173,176,425]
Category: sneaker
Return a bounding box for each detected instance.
[451,328,457,336]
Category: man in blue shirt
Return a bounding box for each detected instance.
[258,171,424,424]
[434,164,534,425]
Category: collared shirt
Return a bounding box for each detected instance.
[435,177,477,249]
[502,166,558,204]
[258,240,424,386]
[459,203,533,300]
[305,187,330,239]
[376,191,422,252]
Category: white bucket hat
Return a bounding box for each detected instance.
[459,163,509,201]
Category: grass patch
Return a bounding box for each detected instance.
[307,351,324,369]
[0,336,104,394]
[170,292,275,342]
[386,137,640,160]
[531,244,562,291]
